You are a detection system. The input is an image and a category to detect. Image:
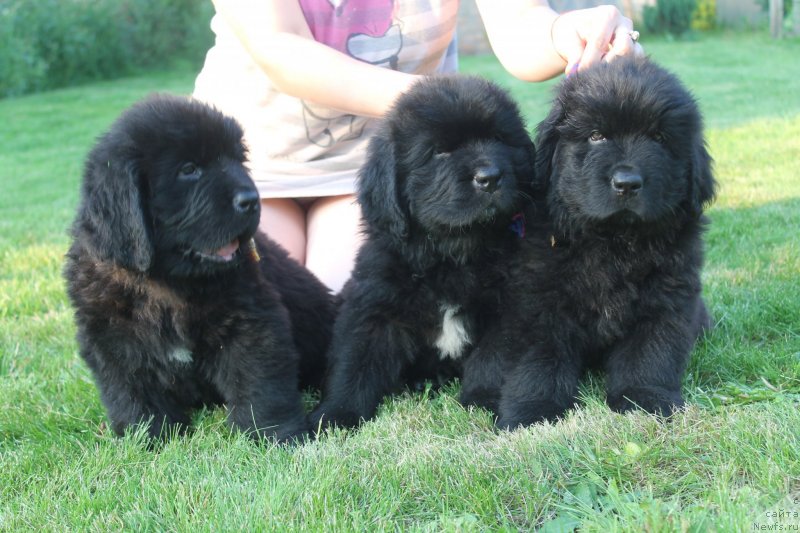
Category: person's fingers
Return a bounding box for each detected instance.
[559,36,586,76]
[607,37,645,63]
[550,14,585,76]
[576,6,620,70]
[604,24,637,63]
[552,7,642,76]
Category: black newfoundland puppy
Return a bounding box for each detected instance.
[64,95,335,443]
[460,57,716,428]
[311,76,536,429]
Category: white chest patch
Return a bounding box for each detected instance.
[169,347,193,364]
[435,305,472,360]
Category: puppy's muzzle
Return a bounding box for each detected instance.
[473,165,501,194]
[611,171,643,196]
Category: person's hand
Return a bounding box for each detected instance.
[550,5,644,76]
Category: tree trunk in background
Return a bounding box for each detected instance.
[770,0,783,38]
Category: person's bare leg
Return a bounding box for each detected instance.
[259,198,307,264]
[306,194,364,293]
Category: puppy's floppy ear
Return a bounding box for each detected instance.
[688,138,717,214]
[78,143,153,271]
[533,97,565,192]
[357,131,408,240]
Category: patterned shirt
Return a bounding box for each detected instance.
[194,0,459,198]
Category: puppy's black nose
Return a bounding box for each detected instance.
[233,190,260,213]
[473,165,501,193]
[611,171,643,195]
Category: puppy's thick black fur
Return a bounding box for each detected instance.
[460,57,716,428]
[311,76,536,429]
[64,95,335,443]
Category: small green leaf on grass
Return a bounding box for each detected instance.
[624,441,642,459]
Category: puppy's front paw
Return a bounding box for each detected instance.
[237,417,309,445]
[112,413,187,443]
[309,404,363,433]
[607,386,684,416]
[497,399,572,430]
[459,387,500,414]
[269,422,310,446]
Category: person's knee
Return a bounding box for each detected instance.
[259,198,307,264]
[306,195,364,292]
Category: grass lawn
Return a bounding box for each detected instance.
[1,31,799,531]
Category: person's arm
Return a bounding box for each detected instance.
[212,0,417,117]
[476,0,640,81]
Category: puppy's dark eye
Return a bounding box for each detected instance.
[589,131,606,143]
[178,162,202,181]
[652,132,666,143]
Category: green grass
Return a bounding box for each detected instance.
[1,32,799,531]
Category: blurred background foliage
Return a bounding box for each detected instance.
[0,0,214,98]
[0,0,797,99]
